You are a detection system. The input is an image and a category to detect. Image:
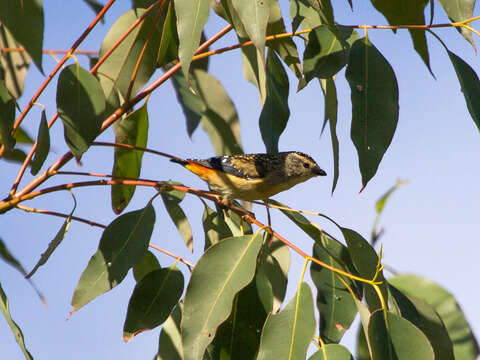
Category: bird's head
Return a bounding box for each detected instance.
[283,152,327,181]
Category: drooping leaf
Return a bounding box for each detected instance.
[0,25,31,98]
[71,203,155,313]
[97,8,163,111]
[355,299,373,360]
[447,50,480,132]
[123,267,184,342]
[206,271,271,359]
[181,234,263,360]
[266,1,302,79]
[341,228,387,312]
[320,78,339,193]
[13,127,34,144]
[157,303,183,360]
[133,250,161,282]
[111,103,149,214]
[174,0,210,80]
[290,0,323,33]
[345,38,399,189]
[84,0,104,20]
[311,236,359,343]
[368,310,435,360]
[0,238,27,276]
[0,282,33,360]
[2,149,26,164]
[161,187,193,252]
[389,275,479,360]
[302,26,359,87]
[309,344,354,360]
[0,81,16,151]
[202,203,232,250]
[370,0,432,73]
[0,0,44,73]
[30,110,50,175]
[26,194,76,278]
[438,0,476,47]
[372,179,406,245]
[389,284,455,360]
[257,282,316,360]
[305,0,334,25]
[258,237,289,312]
[172,68,243,155]
[157,1,179,67]
[216,0,267,103]
[57,64,106,159]
[259,49,290,154]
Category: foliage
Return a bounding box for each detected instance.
[0,0,479,359]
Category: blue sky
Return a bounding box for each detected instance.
[1,1,479,359]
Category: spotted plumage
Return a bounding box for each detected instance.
[171,152,326,201]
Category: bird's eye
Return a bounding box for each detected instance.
[303,163,310,169]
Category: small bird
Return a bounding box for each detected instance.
[170,152,326,205]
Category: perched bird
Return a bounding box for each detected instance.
[170,152,326,205]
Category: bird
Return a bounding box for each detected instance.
[170,152,326,212]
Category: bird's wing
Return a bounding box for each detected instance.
[187,155,267,179]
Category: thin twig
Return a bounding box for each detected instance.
[0,48,98,55]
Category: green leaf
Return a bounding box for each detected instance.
[341,228,387,312]
[368,310,435,360]
[305,0,334,25]
[172,68,243,155]
[290,0,323,33]
[447,50,480,132]
[84,0,104,19]
[111,103,149,214]
[0,25,31,98]
[311,237,359,343]
[161,188,193,252]
[0,0,43,73]
[97,8,162,111]
[30,110,50,175]
[133,250,160,282]
[0,237,27,276]
[370,0,431,73]
[438,0,475,47]
[259,49,290,154]
[123,267,184,342]
[174,0,210,81]
[206,272,271,359]
[355,300,373,360]
[389,275,479,360]
[57,63,106,159]
[257,282,316,360]
[217,0,267,102]
[71,203,155,313]
[259,238,290,312]
[157,1,179,67]
[345,38,399,189]
[181,234,263,360]
[158,303,183,360]
[0,282,33,360]
[266,1,302,79]
[202,203,233,250]
[0,81,16,151]
[389,284,455,360]
[26,194,76,278]
[320,78,339,193]
[2,149,26,164]
[303,26,359,86]
[309,344,354,360]
[13,127,34,144]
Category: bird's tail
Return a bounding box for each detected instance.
[169,158,188,166]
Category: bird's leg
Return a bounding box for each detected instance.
[264,199,274,245]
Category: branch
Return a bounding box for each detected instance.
[0,48,98,55]
[8,0,165,196]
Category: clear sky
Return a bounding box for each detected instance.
[1,1,479,359]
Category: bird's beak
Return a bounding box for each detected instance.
[313,167,327,176]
